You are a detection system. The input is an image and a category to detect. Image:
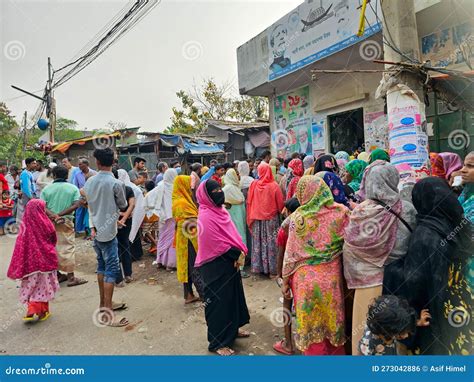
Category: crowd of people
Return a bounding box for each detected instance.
[1,146,472,356]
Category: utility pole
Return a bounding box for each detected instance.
[22,111,27,154]
[380,0,429,198]
[47,57,56,143]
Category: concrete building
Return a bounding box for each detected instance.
[237,0,473,158]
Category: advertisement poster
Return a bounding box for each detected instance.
[311,117,326,152]
[267,0,381,80]
[421,21,473,68]
[387,92,430,186]
[272,86,313,158]
[364,111,388,152]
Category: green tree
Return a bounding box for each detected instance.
[165,79,268,135]
[55,117,84,142]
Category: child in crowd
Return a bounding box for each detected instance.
[7,199,59,322]
[273,197,301,355]
[142,180,158,253]
[0,190,14,235]
[359,295,431,355]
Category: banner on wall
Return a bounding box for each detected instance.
[267,0,381,80]
[272,86,315,158]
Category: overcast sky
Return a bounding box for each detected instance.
[1,0,300,132]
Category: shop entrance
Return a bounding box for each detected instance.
[328,108,364,155]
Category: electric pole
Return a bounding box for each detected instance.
[47,57,56,143]
[22,111,27,154]
[380,0,429,198]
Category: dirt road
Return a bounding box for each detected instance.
[0,234,283,355]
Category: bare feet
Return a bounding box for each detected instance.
[215,347,234,356]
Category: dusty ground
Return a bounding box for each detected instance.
[0,234,284,355]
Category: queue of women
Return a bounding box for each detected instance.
[170,149,472,356]
[5,148,473,356]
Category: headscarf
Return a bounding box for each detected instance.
[336,158,348,178]
[222,169,244,205]
[238,161,254,190]
[172,175,198,283]
[282,176,349,277]
[195,180,248,267]
[315,171,350,207]
[118,169,145,242]
[313,154,338,173]
[7,199,58,280]
[357,151,370,162]
[247,162,284,227]
[345,159,368,192]
[201,166,209,176]
[154,168,178,221]
[302,155,315,170]
[286,158,304,200]
[343,162,403,288]
[429,152,446,178]
[335,151,350,161]
[369,148,390,163]
[439,152,463,179]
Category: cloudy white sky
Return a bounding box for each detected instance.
[1,0,300,132]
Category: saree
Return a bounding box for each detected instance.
[283,176,349,352]
[223,169,247,243]
[172,175,198,283]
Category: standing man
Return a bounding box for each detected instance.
[260,150,272,163]
[128,157,146,185]
[17,157,37,223]
[73,158,97,235]
[33,160,48,196]
[62,157,80,183]
[152,161,168,184]
[84,148,128,327]
[41,165,87,287]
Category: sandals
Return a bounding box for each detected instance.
[215,347,235,356]
[273,339,294,355]
[237,329,250,338]
[112,302,128,311]
[39,312,51,322]
[67,277,88,287]
[106,317,129,327]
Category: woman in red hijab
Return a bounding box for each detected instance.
[247,162,284,277]
[285,158,304,200]
[7,199,59,321]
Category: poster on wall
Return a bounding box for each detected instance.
[311,117,325,152]
[267,0,381,80]
[387,93,430,187]
[272,86,314,158]
[364,111,388,152]
[421,21,473,68]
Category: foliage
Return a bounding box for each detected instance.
[165,78,268,135]
[106,120,127,131]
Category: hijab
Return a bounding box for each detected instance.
[335,151,350,161]
[429,152,446,178]
[223,169,245,205]
[172,175,198,283]
[369,148,390,163]
[345,159,368,192]
[343,162,403,288]
[195,180,248,267]
[286,158,304,200]
[237,161,254,190]
[314,154,338,173]
[439,152,463,179]
[357,151,370,162]
[316,171,350,207]
[118,169,145,242]
[302,155,315,170]
[247,162,284,227]
[7,199,58,279]
[154,168,178,221]
[282,176,349,277]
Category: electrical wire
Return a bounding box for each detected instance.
[53,0,158,88]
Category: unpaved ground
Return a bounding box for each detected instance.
[0,235,283,355]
